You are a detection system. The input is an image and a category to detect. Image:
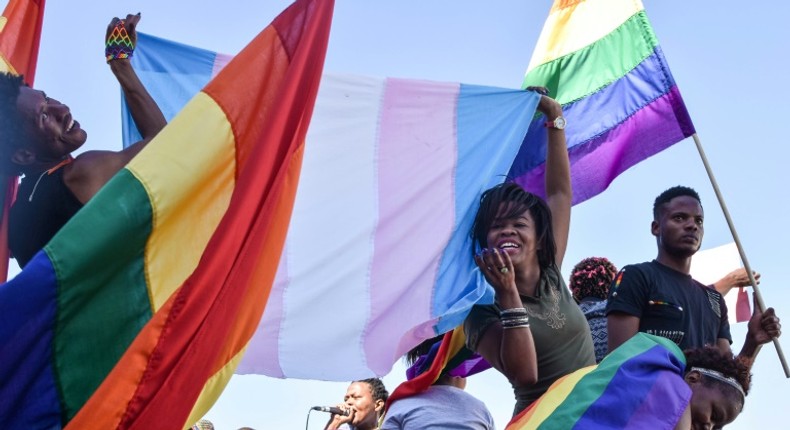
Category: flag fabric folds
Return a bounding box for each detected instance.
[385,325,489,412]
[122,33,541,380]
[0,0,334,427]
[505,333,691,430]
[0,0,46,281]
[0,0,45,80]
[512,0,696,204]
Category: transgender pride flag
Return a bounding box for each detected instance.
[124,33,539,380]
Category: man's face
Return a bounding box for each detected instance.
[652,195,704,258]
[15,86,87,165]
[343,382,382,429]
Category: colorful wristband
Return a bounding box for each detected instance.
[105,20,134,62]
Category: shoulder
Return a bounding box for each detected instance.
[464,304,499,350]
[622,261,656,274]
[543,264,566,290]
[614,262,656,286]
[66,150,119,182]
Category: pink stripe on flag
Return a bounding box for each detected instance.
[365,78,460,374]
[237,250,289,377]
[211,53,234,78]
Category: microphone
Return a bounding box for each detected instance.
[312,406,350,416]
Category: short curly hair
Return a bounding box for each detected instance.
[569,256,617,301]
[684,345,751,407]
[356,377,389,404]
[0,72,30,176]
[653,186,702,220]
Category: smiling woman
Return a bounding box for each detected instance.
[463,90,596,416]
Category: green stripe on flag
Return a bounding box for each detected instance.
[46,168,154,420]
[522,11,658,105]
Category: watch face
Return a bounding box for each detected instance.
[554,116,567,129]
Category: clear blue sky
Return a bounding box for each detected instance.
[10,1,789,428]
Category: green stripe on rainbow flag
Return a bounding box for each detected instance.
[523,11,658,103]
[47,169,153,420]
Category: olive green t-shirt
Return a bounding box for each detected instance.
[464,265,596,415]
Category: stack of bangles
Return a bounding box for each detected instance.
[500,307,530,330]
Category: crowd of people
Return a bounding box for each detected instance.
[320,92,780,429]
[0,11,782,430]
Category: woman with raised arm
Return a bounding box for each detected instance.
[463,88,595,415]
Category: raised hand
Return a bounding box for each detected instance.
[105,13,141,62]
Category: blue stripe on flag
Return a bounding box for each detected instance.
[433,85,539,333]
[122,32,219,146]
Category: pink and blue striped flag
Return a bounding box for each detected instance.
[513,0,695,204]
[124,32,540,380]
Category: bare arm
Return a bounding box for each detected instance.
[736,302,781,369]
[712,268,759,297]
[607,312,640,353]
[109,13,166,157]
[65,14,166,203]
[474,319,538,387]
[472,249,538,387]
[534,92,571,269]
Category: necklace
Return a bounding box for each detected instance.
[27,157,74,202]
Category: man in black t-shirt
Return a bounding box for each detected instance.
[607,186,780,368]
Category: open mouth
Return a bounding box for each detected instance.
[65,117,75,133]
[497,241,520,253]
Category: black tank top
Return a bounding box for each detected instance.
[9,166,83,268]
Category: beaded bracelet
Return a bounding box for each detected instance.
[105,20,135,62]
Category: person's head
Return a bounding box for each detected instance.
[190,419,214,430]
[0,72,87,176]
[651,186,704,259]
[569,257,617,302]
[683,346,750,429]
[344,378,388,430]
[471,182,556,270]
[405,335,467,389]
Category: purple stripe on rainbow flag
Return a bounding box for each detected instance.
[624,367,690,428]
[516,85,692,203]
[512,46,683,175]
[366,78,459,373]
[0,254,60,427]
[573,344,689,429]
[506,334,690,430]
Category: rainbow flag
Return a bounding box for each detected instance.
[121,34,541,380]
[385,325,489,412]
[512,0,695,204]
[506,333,691,430]
[0,0,334,427]
[0,0,46,281]
[0,0,45,80]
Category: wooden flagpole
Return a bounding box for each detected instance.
[692,133,789,377]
